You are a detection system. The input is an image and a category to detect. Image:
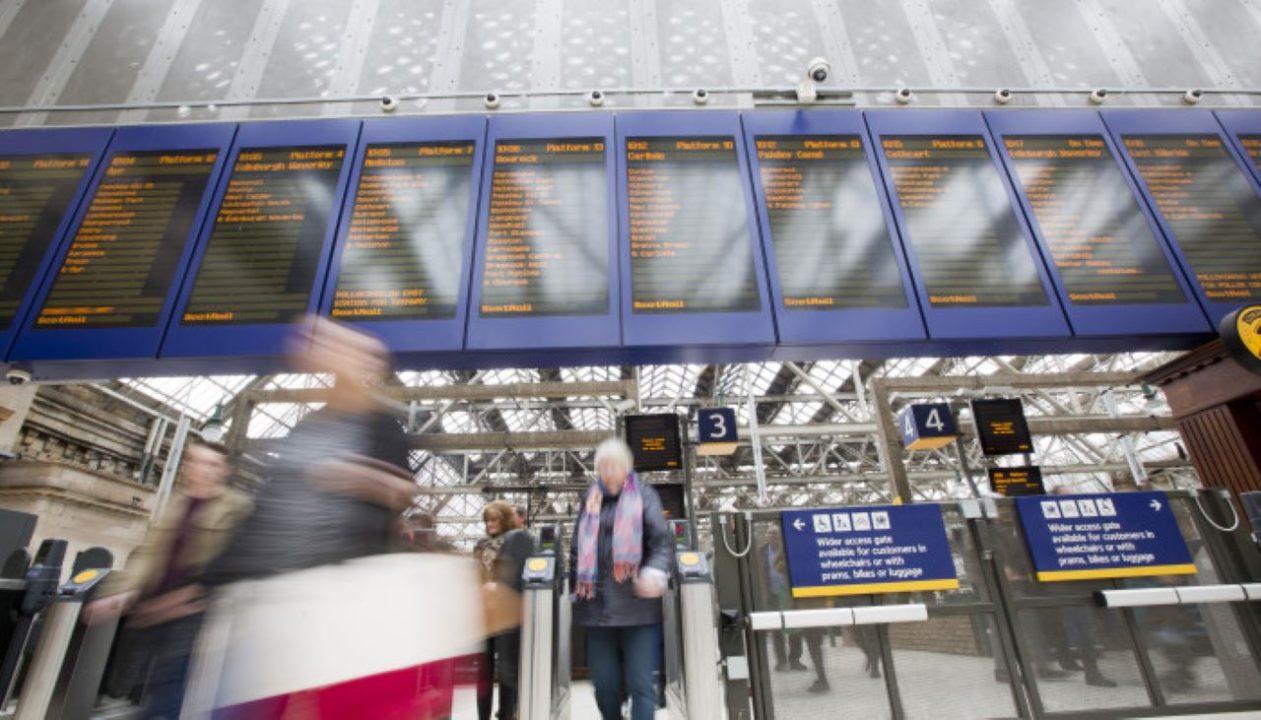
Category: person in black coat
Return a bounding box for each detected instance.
[475,500,535,720]
[570,438,673,720]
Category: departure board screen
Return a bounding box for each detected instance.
[970,398,1033,456]
[331,141,474,321]
[627,136,760,314]
[987,466,1045,497]
[35,150,219,329]
[0,154,92,329]
[1240,134,1261,174]
[1004,136,1184,305]
[182,145,346,325]
[479,138,608,317]
[882,136,1049,308]
[1123,135,1261,303]
[755,136,907,310]
[624,414,682,472]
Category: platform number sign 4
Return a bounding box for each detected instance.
[898,403,959,451]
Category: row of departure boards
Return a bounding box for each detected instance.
[1,109,1260,377]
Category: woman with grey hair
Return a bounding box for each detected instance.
[570,437,673,720]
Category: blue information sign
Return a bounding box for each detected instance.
[898,403,959,450]
[780,504,959,597]
[1015,491,1196,582]
[697,407,737,444]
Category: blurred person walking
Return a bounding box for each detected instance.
[83,440,251,720]
[570,438,673,720]
[474,501,534,720]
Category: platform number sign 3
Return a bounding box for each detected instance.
[697,407,738,456]
[898,403,959,451]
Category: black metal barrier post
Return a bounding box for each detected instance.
[712,511,755,719]
[0,539,66,709]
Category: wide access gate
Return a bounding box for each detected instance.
[712,489,1261,719]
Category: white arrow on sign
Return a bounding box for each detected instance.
[1149,498,1162,512]
[792,518,805,532]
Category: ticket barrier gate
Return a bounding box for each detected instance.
[0,539,67,710]
[713,490,1261,720]
[517,522,724,720]
[518,553,571,720]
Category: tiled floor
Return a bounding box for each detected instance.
[450,681,672,720]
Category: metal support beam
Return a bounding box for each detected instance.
[246,380,636,405]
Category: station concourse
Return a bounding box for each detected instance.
[0,0,1260,718]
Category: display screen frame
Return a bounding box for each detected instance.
[0,127,113,361]
[1102,109,1261,327]
[986,110,1209,337]
[161,119,361,367]
[616,111,776,362]
[865,110,1070,342]
[316,116,486,359]
[742,110,926,356]
[9,123,237,370]
[465,113,621,355]
[1214,110,1261,197]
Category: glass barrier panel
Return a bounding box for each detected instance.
[763,624,893,719]
[891,614,1019,719]
[1131,601,1261,704]
[1017,606,1150,713]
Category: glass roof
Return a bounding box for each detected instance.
[116,352,1180,440]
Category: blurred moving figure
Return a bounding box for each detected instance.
[204,318,417,584]
[83,440,251,720]
[570,438,673,720]
[474,501,534,720]
[185,318,487,720]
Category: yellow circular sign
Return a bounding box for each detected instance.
[527,558,548,572]
[679,552,699,567]
[1237,307,1261,360]
[1221,305,1261,374]
[72,569,98,584]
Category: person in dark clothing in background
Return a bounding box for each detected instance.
[475,500,535,720]
[570,437,673,720]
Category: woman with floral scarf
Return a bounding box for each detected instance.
[570,438,673,720]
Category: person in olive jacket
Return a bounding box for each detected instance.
[569,437,673,720]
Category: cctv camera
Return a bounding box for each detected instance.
[692,88,710,105]
[6,369,31,386]
[379,95,400,113]
[806,57,831,84]
[483,92,501,110]
[1089,88,1108,105]
[895,87,913,105]
[1183,88,1203,105]
[994,88,1012,105]
[588,90,605,107]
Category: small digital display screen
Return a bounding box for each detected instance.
[624,414,682,472]
[0,154,93,330]
[36,150,219,329]
[479,138,609,317]
[182,145,347,325]
[331,141,475,321]
[1004,135,1185,305]
[627,136,760,314]
[882,136,1049,308]
[755,136,907,310]
[1241,134,1261,173]
[1123,135,1261,303]
[987,466,1045,497]
[971,398,1034,456]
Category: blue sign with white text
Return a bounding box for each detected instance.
[897,403,959,450]
[698,407,738,444]
[779,504,959,597]
[1015,491,1195,582]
